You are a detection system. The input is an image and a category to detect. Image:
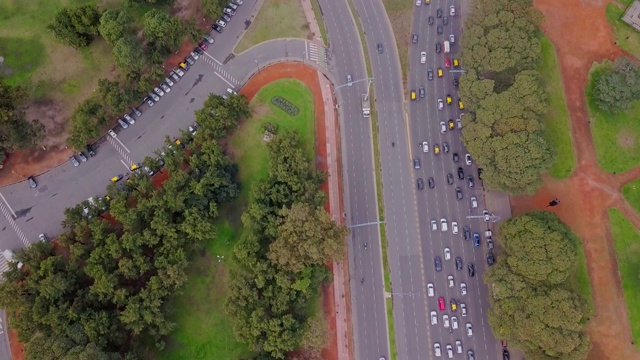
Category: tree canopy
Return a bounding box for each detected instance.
[486,211,591,360]
[48,4,102,49]
[0,79,44,150]
[99,9,132,46]
[591,57,640,113]
[459,0,553,194]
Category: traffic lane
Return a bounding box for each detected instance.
[0,311,9,360]
[205,0,259,56]
[226,39,308,81]
[318,0,365,78]
[350,225,389,360]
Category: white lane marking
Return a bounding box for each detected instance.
[114,137,130,153]
[215,72,234,87]
[0,200,29,246]
[0,192,16,218]
[202,57,240,85]
[107,137,133,165]
[120,160,130,170]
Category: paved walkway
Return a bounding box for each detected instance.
[300,0,325,46]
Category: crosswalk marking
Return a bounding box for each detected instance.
[0,199,29,247]
[107,137,133,165]
[306,42,328,69]
[201,57,240,85]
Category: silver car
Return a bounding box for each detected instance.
[204,35,215,44]
[165,77,174,87]
[69,156,80,167]
[117,118,129,129]
[132,107,142,117]
[123,113,135,125]
[174,68,185,77]
[154,87,164,97]
[149,93,160,102]
[161,83,171,93]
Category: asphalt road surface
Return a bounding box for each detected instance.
[313,0,391,359]
[408,0,501,358]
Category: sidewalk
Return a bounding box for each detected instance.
[300,0,326,46]
[318,73,352,360]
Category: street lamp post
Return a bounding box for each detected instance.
[255,59,259,72]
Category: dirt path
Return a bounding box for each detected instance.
[239,62,341,360]
[509,0,640,358]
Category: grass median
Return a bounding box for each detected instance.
[608,209,640,348]
[380,0,412,81]
[157,80,315,359]
[235,0,312,53]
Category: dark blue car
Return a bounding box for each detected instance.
[473,232,481,247]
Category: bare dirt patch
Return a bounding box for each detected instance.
[509,0,640,358]
[24,99,68,148]
[251,102,272,119]
[618,132,635,149]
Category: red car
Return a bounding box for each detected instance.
[198,42,208,50]
[444,58,451,68]
[438,297,445,311]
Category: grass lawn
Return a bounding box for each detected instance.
[622,179,640,214]
[608,209,640,347]
[606,3,640,60]
[586,61,640,173]
[235,0,312,53]
[537,37,575,179]
[380,0,412,80]
[158,79,316,359]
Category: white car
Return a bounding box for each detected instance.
[483,209,490,222]
[446,344,454,359]
[165,77,174,87]
[466,323,473,337]
[421,51,427,64]
[444,247,451,260]
[431,311,438,325]
[423,141,429,153]
[457,118,462,128]
[428,283,435,297]
[434,342,441,357]
[455,340,463,354]
[440,121,447,134]
[440,218,448,232]
[471,197,478,208]
[460,303,467,317]
[123,113,135,125]
[447,275,454,288]
[149,93,160,102]
[443,314,450,328]
[190,51,199,60]
[438,98,444,110]
[416,0,421,6]
[449,34,455,43]
[161,83,171,93]
[451,316,459,329]
[465,153,472,165]
[460,282,467,296]
[216,19,226,27]
[450,5,456,16]
[154,87,164,97]
[452,222,459,234]
[108,129,117,138]
[347,75,353,86]
[431,220,438,231]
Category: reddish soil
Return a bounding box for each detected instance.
[239,63,340,360]
[0,147,71,187]
[8,329,24,360]
[509,0,640,358]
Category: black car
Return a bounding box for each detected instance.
[455,257,463,271]
[487,252,496,266]
[468,175,475,188]
[436,8,443,18]
[443,16,449,25]
[435,42,441,53]
[455,187,463,200]
[453,78,459,87]
[467,263,475,277]
[28,176,37,188]
[447,173,454,185]
[428,177,435,189]
[412,33,419,44]
[502,349,510,360]
[463,226,471,240]
[417,178,424,190]
[453,153,459,162]
[86,144,95,157]
[478,168,483,180]
[443,142,449,153]
[414,158,421,169]
[377,43,384,54]
[428,68,434,80]
[435,256,443,272]
[212,24,223,33]
[457,167,465,180]
[437,25,443,34]
[428,16,434,25]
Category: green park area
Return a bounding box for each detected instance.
[158,79,316,359]
[235,0,312,53]
[608,209,640,346]
[538,37,575,179]
[587,61,640,173]
[606,1,640,60]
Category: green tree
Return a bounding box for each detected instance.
[48,4,102,49]
[99,9,132,46]
[202,0,227,19]
[67,98,106,150]
[592,57,640,113]
[268,203,347,272]
[181,19,207,44]
[194,94,238,139]
[0,80,44,150]
[143,9,182,50]
[112,36,147,74]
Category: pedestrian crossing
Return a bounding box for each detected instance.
[0,199,28,247]
[201,56,241,86]
[307,42,328,68]
[107,137,133,166]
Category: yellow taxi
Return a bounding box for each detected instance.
[453,58,459,68]
[111,175,123,183]
[437,68,443,77]
[131,163,140,171]
[434,144,440,154]
[410,90,417,100]
[458,99,464,109]
[425,0,430,4]
[179,62,187,69]
[448,119,455,129]
[446,95,452,104]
